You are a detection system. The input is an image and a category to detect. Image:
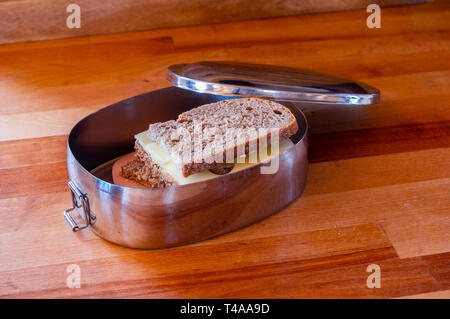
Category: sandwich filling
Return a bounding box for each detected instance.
[123,130,294,186]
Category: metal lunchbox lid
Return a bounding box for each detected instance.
[167,61,379,106]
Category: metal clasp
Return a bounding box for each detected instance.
[63,181,96,232]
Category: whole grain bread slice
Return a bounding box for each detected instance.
[147,98,298,177]
[120,142,177,188]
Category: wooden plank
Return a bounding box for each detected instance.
[0,223,404,298]
[0,80,170,117]
[169,0,447,50]
[0,107,97,142]
[422,252,450,289]
[2,247,442,298]
[0,135,67,169]
[381,211,450,258]
[307,148,450,195]
[0,222,391,272]
[309,121,450,163]
[304,70,450,134]
[397,289,450,298]
[0,1,445,56]
[0,192,72,234]
[0,0,445,52]
[2,30,450,88]
[207,178,450,247]
[0,37,174,95]
[0,162,68,200]
[0,37,175,116]
[172,31,450,79]
[0,0,428,45]
[134,255,436,299]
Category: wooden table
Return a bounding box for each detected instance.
[0,0,449,299]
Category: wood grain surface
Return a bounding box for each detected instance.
[0,0,449,298]
[0,0,427,44]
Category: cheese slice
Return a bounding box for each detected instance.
[135,130,294,185]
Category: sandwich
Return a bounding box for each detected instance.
[115,98,298,188]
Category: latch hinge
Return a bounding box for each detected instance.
[63,181,96,232]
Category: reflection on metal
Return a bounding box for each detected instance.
[168,61,380,105]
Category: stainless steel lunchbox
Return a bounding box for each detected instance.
[63,62,379,249]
